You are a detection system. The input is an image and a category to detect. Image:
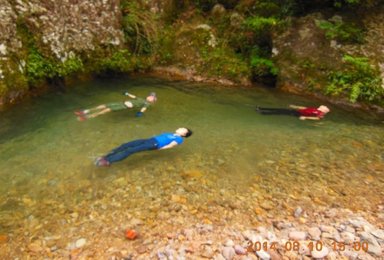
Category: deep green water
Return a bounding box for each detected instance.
[0,77,383,234]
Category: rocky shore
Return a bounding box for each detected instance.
[0,170,382,259]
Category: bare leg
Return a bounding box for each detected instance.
[83,105,107,114]
[86,108,112,118]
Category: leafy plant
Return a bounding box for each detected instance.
[100,49,134,72]
[57,56,84,77]
[315,19,364,43]
[326,55,383,103]
[250,55,278,77]
[26,48,56,84]
[121,1,158,55]
[245,16,278,33]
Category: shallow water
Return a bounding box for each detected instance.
[0,77,383,256]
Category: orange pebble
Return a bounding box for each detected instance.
[125,229,138,240]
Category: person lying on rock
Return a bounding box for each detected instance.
[74,92,157,121]
[94,127,193,167]
[256,104,330,120]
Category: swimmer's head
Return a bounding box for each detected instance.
[318,105,330,114]
[146,92,157,103]
[176,128,193,138]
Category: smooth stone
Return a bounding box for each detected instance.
[269,250,283,260]
[75,238,86,248]
[319,225,335,233]
[308,227,321,240]
[341,232,355,244]
[298,243,310,255]
[256,250,271,260]
[234,245,247,255]
[349,218,369,228]
[367,244,383,256]
[201,245,214,258]
[359,232,380,246]
[214,254,226,260]
[222,246,236,260]
[311,246,329,258]
[370,229,384,240]
[224,239,234,247]
[289,231,307,241]
[294,207,303,218]
[130,218,143,226]
[343,249,358,259]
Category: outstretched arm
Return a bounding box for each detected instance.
[124,92,137,99]
[299,116,320,120]
[289,104,306,110]
[159,141,179,150]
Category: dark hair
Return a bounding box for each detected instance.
[184,128,193,138]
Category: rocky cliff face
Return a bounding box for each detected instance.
[272,9,384,112]
[0,0,124,104]
[0,1,383,112]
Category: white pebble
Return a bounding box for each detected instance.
[75,238,86,248]
[311,246,329,258]
[289,231,307,241]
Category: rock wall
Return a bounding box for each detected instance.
[272,9,384,112]
[0,0,124,104]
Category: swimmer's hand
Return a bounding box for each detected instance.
[123,92,130,96]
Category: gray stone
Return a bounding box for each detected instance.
[341,231,355,244]
[289,231,307,241]
[234,245,247,255]
[222,246,236,260]
[349,218,370,229]
[75,238,86,248]
[359,232,380,247]
[201,245,214,258]
[366,244,383,256]
[211,4,226,17]
[311,246,329,258]
[224,239,234,247]
[370,229,384,240]
[256,250,271,260]
[294,207,303,218]
[308,227,321,240]
[343,249,358,260]
[214,254,226,260]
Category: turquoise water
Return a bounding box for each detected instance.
[0,77,383,256]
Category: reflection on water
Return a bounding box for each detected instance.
[0,77,383,255]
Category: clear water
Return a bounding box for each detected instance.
[0,77,383,255]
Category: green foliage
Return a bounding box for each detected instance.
[57,56,84,77]
[197,41,250,80]
[157,28,176,65]
[17,18,83,85]
[246,0,300,18]
[121,1,157,55]
[315,19,364,43]
[26,48,56,84]
[245,16,278,33]
[100,50,134,72]
[326,55,383,103]
[250,54,278,77]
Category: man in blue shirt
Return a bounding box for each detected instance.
[95,128,193,167]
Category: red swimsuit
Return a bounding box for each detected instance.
[298,108,324,118]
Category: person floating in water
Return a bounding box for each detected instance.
[256,104,330,120]
[75,92,157,121]
[95,127,193,167]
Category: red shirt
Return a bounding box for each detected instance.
[298,107,324,118]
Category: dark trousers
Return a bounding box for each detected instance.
[104,138,158,164]
[257,107,300,117]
